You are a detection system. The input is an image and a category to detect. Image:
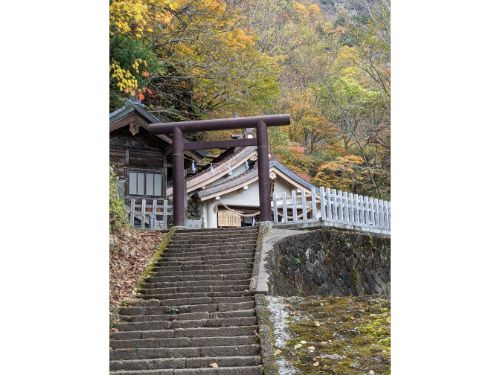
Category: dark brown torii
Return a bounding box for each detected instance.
[148,114,291,227]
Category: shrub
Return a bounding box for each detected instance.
[109,166,129,232]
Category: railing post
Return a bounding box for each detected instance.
[360,194,364,226]
[292,190,297,222]
[320,187,326,220]
[384,200,389,230]
[337,190,343,222]
[326,188,332,220]
[332,189,338,222]
[378,199,383,229]
[273,192,279,224]
[348,192,354,224]
[163,199,168,230]
[301,189,307,221]
[353,194,359,225]
[141,199,146,229]
[282,192,288,223]
[387,202,391,230]
[342,191,348,224]
[369,197,375,226]
[311,189,317,220]
[151,199,157,230]
[129,198,135,228]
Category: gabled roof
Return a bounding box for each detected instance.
[166,146,258,196]
[110,100,163,125]
[194,159,318,201]
[109,100,205,161]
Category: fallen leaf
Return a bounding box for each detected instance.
[274,349,282,355]
[294,343,303,349]
[313,361,320,367]
[209,363,218,368]
[308,346,315,351]
[300,340,307,344]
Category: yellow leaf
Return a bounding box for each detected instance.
[294,343,302,349]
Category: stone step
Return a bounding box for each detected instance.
[145,280,250,289]
[111,344,260,360]
[141,291,254,301]
[163,244,255,255]
[120,311,210,322]
[111,325,258,341]
[119,309,256,323]
[175,228,258,235]
[110,335,257,349]
[152,264,252,274]
[165,242,256,251]
[169,237,256,244]
[140,285,249,295]
[167,244,256,250]
[155,257,255,267]
[147,273,252,284]
[167,244,256,251]
[173,229,258,236]
[110,365,263,374]
[151,267,252,278]
[110,355,261,371]
[115,316,257,332]
[158,249,255,264]
[119,301,255,317]
[154,261,253,270]
[172,233,257,243]
[137,295,254,307]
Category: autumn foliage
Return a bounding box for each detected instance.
[109,0,391,198]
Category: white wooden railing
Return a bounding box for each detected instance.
[127,198,172,230]
[272,187,391,234]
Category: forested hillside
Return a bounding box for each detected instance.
[110,0,390,198]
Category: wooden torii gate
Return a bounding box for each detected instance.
[148,114,291,227]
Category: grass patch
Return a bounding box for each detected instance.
[280,296,390,374]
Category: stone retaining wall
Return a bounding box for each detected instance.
[267,228,390,297]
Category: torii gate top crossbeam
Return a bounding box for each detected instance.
[148,114,290,134]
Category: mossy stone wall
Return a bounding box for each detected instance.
[268,228,390,297]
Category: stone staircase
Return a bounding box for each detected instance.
[110,226,262,375]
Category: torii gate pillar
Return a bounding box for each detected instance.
[256,120,271,222]
[171,127,185,226]
[148,114,291,227]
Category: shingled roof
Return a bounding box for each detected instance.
[166,146,258,196]
[194,159,318,201]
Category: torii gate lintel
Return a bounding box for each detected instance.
[148,114,291,227]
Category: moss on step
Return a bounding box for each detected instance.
[255,294,280,375]
[280,296,390,374]
[136,228,177,292]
